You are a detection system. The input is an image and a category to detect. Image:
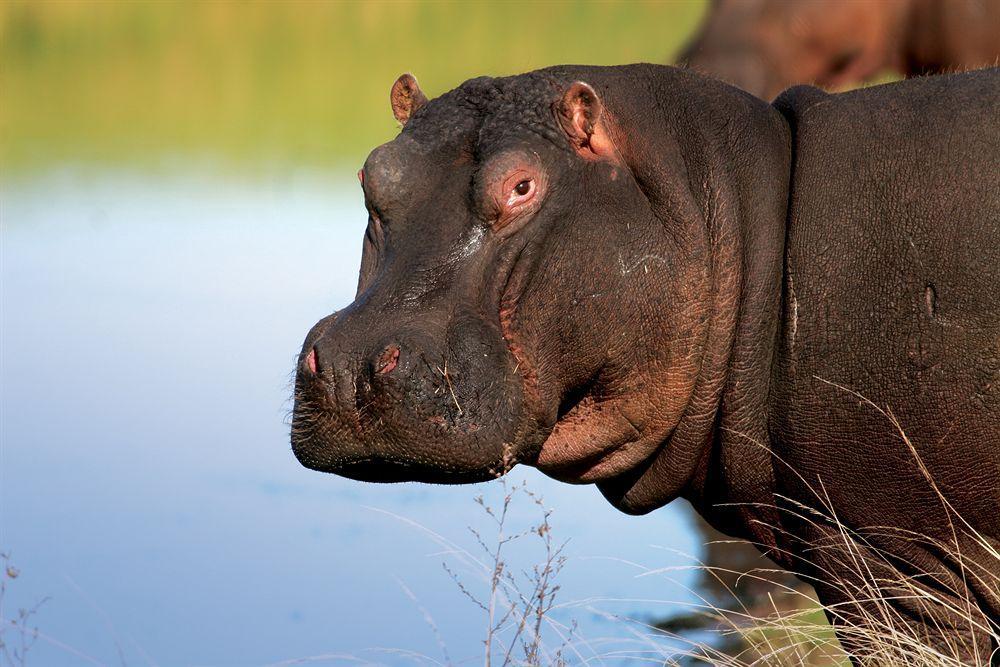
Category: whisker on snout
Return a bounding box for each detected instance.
[435,361,463,416]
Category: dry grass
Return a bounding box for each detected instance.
[646,517,998,666]
[0,553,47,667]
[363,474,996,666]
[637,386,1000,666]
[424,388,1000,666]
[366,481,579,666]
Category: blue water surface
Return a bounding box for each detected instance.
[1,170,702,666]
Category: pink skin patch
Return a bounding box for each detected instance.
[375,345,400,375]
[306,348,317,374]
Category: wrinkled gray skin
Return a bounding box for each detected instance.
[292,64,1000,661]
[679,0,1000,101]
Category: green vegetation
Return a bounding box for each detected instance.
[0,0,705,173]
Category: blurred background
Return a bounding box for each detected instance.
[1,1,705,172]
[0,2,825,665]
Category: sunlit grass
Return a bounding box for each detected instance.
[353,385,999,666]
[333,450,998,666]
[0,0,705,173]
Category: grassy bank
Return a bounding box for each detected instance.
[0,0,705,173]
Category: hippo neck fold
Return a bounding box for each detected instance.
[544,66,794,546]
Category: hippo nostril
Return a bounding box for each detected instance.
[306,347,318,374]
[374,345,400,375]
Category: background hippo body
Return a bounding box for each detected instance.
[680,0,1000,100]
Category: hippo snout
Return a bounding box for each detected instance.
[290,306,527,484]
[302,329,433,407]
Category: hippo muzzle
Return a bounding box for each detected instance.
[291,299,525,483]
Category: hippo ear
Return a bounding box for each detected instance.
[557,81,618,159]
[390,73,428,126]
[557,81,603,148]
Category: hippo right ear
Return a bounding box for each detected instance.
[390,73,428,126]
[557,81,616,159]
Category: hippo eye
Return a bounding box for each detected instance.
[493,170,542,232]
[504,178,535,209]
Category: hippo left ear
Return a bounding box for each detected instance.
[557,81,616,158]
[390,73,428,126]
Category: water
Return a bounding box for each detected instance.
[1,170,702,666]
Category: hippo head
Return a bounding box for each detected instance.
[291,65,789,513]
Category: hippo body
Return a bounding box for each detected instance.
[680,0,1000,100]
[769,73,1000,656]
[292,65,1000,659]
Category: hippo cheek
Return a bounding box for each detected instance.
[528,308,708,485]
[533,382,690,485]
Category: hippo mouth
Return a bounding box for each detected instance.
[290,408,521,483]
[300,457,506,484]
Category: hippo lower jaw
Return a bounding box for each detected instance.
[290,419,523,483]
[290,393,526,484]
[303,458,507,485]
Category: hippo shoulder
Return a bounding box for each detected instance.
[770,69,1000,513]
[774,68,1000,150]
[770,84,832,133]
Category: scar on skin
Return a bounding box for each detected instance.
[924,284,937,318]
[618,253,669,276]
[788,272,798,348]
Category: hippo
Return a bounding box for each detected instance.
[678,0,1000,100]
[291,64,1000,661]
